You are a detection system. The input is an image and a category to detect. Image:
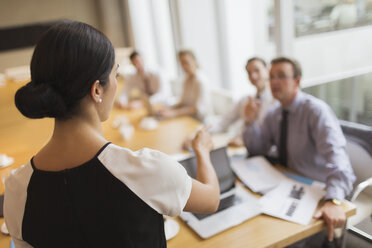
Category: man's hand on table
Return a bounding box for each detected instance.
[314,201,346,242]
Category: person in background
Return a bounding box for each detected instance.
[5,21,220,248]
[209,57,275,147]
[243,56,355,247]
[156,50,212,122]
[116,51,171,110]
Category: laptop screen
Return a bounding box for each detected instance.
[179,147,235,193]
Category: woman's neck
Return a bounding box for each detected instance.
[52,116,105,144]
[33,115,106,170]
[33,99,109,171]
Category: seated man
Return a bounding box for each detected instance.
[117,51,171,110]
[243,57,356,245]
[209,57,276,147]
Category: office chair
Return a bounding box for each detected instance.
[339,120,372,247]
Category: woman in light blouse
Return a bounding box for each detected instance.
[5,21,219,248]
[157,50,212,122]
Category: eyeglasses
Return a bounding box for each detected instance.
[269,75,295,81]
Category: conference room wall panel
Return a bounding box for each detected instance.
[0,0,130,72]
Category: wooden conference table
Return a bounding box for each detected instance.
[0,80,355,248]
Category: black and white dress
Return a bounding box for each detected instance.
[4,143,192,248]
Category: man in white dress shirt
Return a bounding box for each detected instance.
[209,57,275,146]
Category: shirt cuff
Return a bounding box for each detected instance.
[325,185,346,201]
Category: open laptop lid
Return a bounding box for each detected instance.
[179,147,235,194]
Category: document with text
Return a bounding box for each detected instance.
[230,155,326,225]
[230,155,288,193]
[259,180,325,225]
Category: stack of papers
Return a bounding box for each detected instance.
[230,155,326,225]
[259,180,325,225]
[230,155,288,194]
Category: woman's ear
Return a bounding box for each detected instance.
[90,80,103,103]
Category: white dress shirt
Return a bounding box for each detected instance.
[210,86,275,134]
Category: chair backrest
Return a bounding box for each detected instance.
[340,120,372,197]
[211,87,234,116]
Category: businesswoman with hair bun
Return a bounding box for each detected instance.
[5,21,219,248]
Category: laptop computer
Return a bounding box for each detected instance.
[179,147,261,239]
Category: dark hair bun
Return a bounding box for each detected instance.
[15,81,67,119]
[16,21,114,120]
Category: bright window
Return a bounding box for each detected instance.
[295,0,372,37]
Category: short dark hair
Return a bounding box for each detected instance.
[246,57,267,68]
[129,50,140,61]
[15,20,115,120]
[271,56,302,78]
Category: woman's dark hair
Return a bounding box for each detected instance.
[15,20,115,120]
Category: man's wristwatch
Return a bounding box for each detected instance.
[325,198,342,206]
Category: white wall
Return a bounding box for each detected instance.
[128,0,177,79]
[222,0,270,99]
[174,0,276,99]
[176,0,222,89]
[127,0,158,69]
[149,0,178,79]
[173,0,372,99]
[295,26,372,87]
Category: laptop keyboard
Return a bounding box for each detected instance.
[193,194,243,220]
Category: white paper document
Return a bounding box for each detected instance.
[230,155,326,225]
[230,156,288,193]
[259,180,326,225]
